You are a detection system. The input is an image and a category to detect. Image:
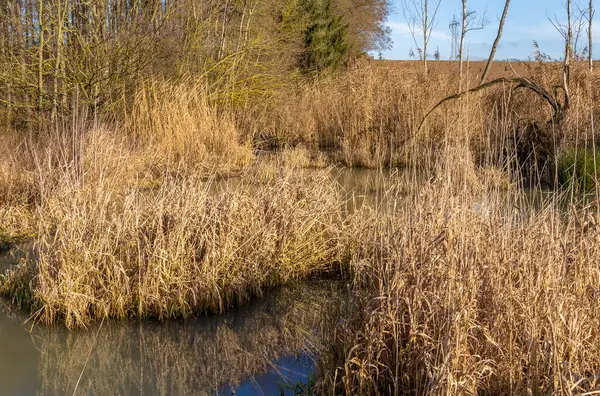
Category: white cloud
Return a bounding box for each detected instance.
[386,21,450,41]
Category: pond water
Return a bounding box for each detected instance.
[0,168,390,396]
[209,167,418,214]
[0,263,345,395]
[0,243,29,275]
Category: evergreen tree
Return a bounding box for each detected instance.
[300,0,349,72]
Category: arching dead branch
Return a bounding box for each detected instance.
[417,76,567,135]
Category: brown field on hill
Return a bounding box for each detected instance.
[375,59,551,81]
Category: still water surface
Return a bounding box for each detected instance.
[0,268,343,395]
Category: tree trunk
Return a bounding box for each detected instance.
[423,0,428,72]
[564,0,572,101]
[13,1,27,120]
[38,0,45,112]
[481,0,511,83]
[1,3,12,123]
[52,0,65,120]
[218,0,231,61]
[458,0,466,89]
[589,0,593,72]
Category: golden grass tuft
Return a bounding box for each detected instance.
[2,164,345,328]
[128,79,254,173]
[0,129,35,205]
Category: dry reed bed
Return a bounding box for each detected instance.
[1,164,345,328]
[0,79,254,208]
[1,64,600,393]
[0,130,36,245]
[0,79,336,329]
[259,63,460,168]
[256,61,600,169]
[0,78,255,274]
[127,79,253,172]
[318,165,600,395]
[0,129,34,205]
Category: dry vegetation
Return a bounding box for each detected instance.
[253,59,600,171]
[1,137,344,327]
[318,152,600,394]
[2,1,599,394]
[2,57,600,394]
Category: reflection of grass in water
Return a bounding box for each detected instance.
[0,233,11,253]
[278,370,317,395]
[34,282,343,396]
[0,207,35,254]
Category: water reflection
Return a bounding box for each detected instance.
[0,282,344,396]
[332,167,417,214]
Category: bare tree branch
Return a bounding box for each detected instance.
[417,77,562,135]
[481,0,511,84]
[458,0,489,88]
[402,0,442,72]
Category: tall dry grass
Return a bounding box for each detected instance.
[316,144,600,395]
[2,156,345,327]
[0,78,265,327]
[303,62,600,394]
[256,62,459,168]
[1,61,600,394]
[0,76,255,252]
[0,129,33,205]
[0,78,254,204]
[127,79,253,173]
[252,60,600,172]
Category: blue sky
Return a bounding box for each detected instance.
[381,0,598,60]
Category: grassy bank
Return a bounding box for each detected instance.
[557,146,600,193]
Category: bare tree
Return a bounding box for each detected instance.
[37,0,45,111]
[588,0,594,71]
[480,0,511,84]
[565,0,573,105]
[575,1,595,70]
[550,2,586,60]
[458,0,489,88]
[0,0,392,126]
[419,0,573,178]
[402,0,442,72]
[586,0,594,71]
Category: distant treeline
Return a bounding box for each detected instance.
[0,0,391,126]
